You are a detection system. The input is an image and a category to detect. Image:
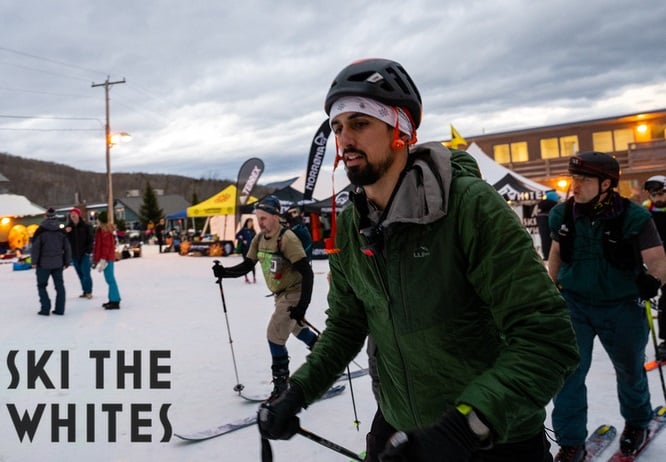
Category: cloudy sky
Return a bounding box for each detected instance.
[1,0,665,185]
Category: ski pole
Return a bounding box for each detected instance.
[298,427,363,461]
[303,319,365,370]
[346,364,361,431]
[261,436,273,462]
[646,300,666,402]
[213,260,244,393]
[303,319,361,428]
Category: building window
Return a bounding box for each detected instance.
[510,142,529,162]
[593,131,614,152]
[613,128,634,151]
[560,135,579,156]
[493,144,510,163]
[540,138,560,159]
[494,141,529,163]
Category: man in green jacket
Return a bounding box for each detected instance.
[258,58,579,462]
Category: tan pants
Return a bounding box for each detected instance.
[267,290,305,345]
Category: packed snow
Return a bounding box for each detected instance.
[1,244,664,461]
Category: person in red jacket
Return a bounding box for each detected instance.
[92,211,121,309]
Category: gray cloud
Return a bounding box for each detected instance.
[1,0,664,187]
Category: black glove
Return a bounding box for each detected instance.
[257,383,305,440]
[288,304,307,324]
[212,261,226,279]
[379,409,485,462]
[636,273,661,300]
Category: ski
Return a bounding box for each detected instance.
[174,385,346,441]
[584,424,617,461]
[336,367,369,382]
[174,415,256,442]
[240,383,345,403]
[237,367,365,403]
[605,405,666,461]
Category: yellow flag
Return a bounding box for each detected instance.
[450,124,467,148]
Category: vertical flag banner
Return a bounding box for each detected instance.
[303,119,332,201]
[234,157,264,227]
[450,124,468,149]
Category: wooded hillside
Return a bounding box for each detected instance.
[0,152,271,208]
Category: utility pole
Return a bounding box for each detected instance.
[92,76,126,225]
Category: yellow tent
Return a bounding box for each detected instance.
[188,185,236,217]
[187,184,259,217]
[186,185,259,242]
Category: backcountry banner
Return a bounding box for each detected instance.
[303,119,331,202]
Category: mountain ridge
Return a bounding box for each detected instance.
[0,152,271,208]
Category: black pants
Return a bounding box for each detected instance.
[365,407,553,462]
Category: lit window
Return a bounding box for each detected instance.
[493,144,510,163]
[510,142,529,162]
[613,128,634,151]
[540,138,559,159]
[593,131,613,152]
[560,135,579,156]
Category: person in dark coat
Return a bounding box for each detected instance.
[235,218,257,283]
[155,218,166,253]
[536,191,560,260]
[642,175,666,360]
[65,207,94,298]
[31,208,72,315]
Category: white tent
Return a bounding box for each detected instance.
[465,143,552,202]
[0,194,46,218]
[464,143,554,255]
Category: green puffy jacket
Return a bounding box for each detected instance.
[290,142,579,443]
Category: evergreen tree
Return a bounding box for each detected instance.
[139,182,164,228]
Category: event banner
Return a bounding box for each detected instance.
[303,119,331,201]
[234,157,264,226]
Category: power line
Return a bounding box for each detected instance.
[0,114,100,121]
[0,127,100,132]
[0,84,89,99]
[0,45,106,75]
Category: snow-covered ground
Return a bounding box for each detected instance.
[1,244,664,461]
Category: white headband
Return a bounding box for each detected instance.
[329,96,414,138]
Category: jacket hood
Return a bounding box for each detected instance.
[381,141,482,227]
[39,218,62,232]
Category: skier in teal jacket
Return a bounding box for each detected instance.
[258,58,579,462]
[548,152,666,461]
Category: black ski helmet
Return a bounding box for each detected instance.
[324,58,423,128]
[644,175,666,193]
[568,151,620,187]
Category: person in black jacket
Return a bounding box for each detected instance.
[65,207,94,299]
[643,175,666,360]
[31,208,72,315]
[536,191,560,261]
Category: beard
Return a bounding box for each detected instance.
[345,150,396,186]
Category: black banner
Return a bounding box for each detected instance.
[303,119,331,201]
[234,157,264,227]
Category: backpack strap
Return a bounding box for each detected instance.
[275,226,288,255]
[558,197,575,264]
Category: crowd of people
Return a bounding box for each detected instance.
[29,207,124,314]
